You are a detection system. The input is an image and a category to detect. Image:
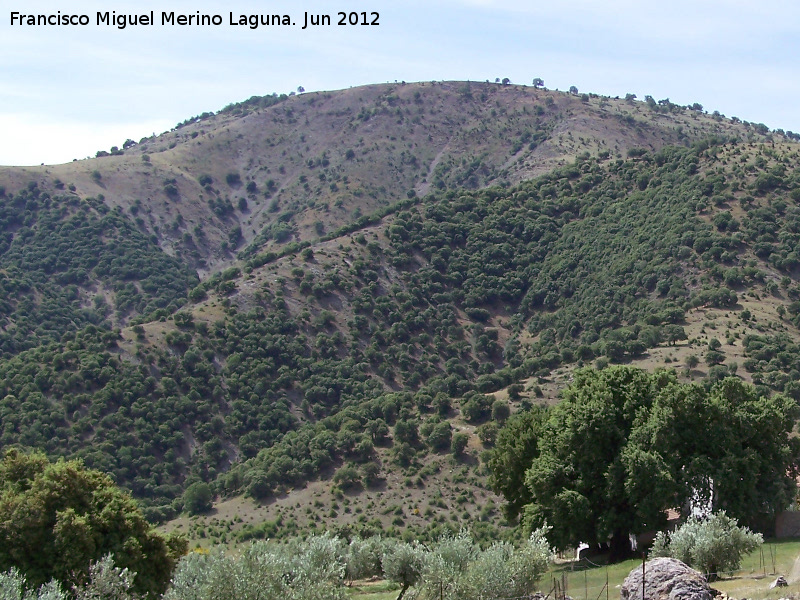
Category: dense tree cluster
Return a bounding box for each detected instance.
[0,184,197,355]
[490,367,799,558]
[2,136,800,525]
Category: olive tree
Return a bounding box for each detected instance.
[165,535,347,600]
[651,512,762,580]
[381,541,425,600]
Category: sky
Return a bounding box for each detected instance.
[2,0,799,166]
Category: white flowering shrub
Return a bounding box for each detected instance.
[650,511,763,578]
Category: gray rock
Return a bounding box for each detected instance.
[769,576,788,589]
[620,557,713,600]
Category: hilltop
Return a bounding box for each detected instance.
[0,81,798,544]
[0,81,770,276]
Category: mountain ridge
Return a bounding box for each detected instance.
[0,81,775,276]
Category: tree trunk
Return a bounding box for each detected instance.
[608,529,632,562]
[396,583,410,600]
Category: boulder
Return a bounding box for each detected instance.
[620,557,713,600]
[769,576,788,589]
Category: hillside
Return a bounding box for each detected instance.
[0,82,798,543]
[0,82,771,277]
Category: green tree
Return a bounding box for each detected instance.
[333,464,362,490]
[426,421,452,451]
[523,367,673,558]
[491,400,510,423]
[0,450,186,598]
[182,482,213,515]
[650,377,799,529]
[514,367,798,559]
[488,407,547,520]
[450,433,469,457]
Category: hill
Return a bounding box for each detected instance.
[0,82,771,276]
[0,81,798,543]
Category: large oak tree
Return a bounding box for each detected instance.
[495,367,799,559]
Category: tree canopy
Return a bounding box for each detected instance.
[498,366,799,558]
[488,406,547,520]
[0,450,187,598]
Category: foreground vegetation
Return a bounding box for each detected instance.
[0,451,186,598]
[1,526,553,600]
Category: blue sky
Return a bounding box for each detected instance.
[2,0,799,165]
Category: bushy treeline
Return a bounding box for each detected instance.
[1,529,552,600]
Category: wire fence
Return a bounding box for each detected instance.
[546,544,781,600]
[468,545,783,600]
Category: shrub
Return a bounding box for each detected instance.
[332,464,362,490]
[650,511,763,579]
[491,400,510,423]
[426,421,452,451]
[451,433,469,457]
[183,482,213,515]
